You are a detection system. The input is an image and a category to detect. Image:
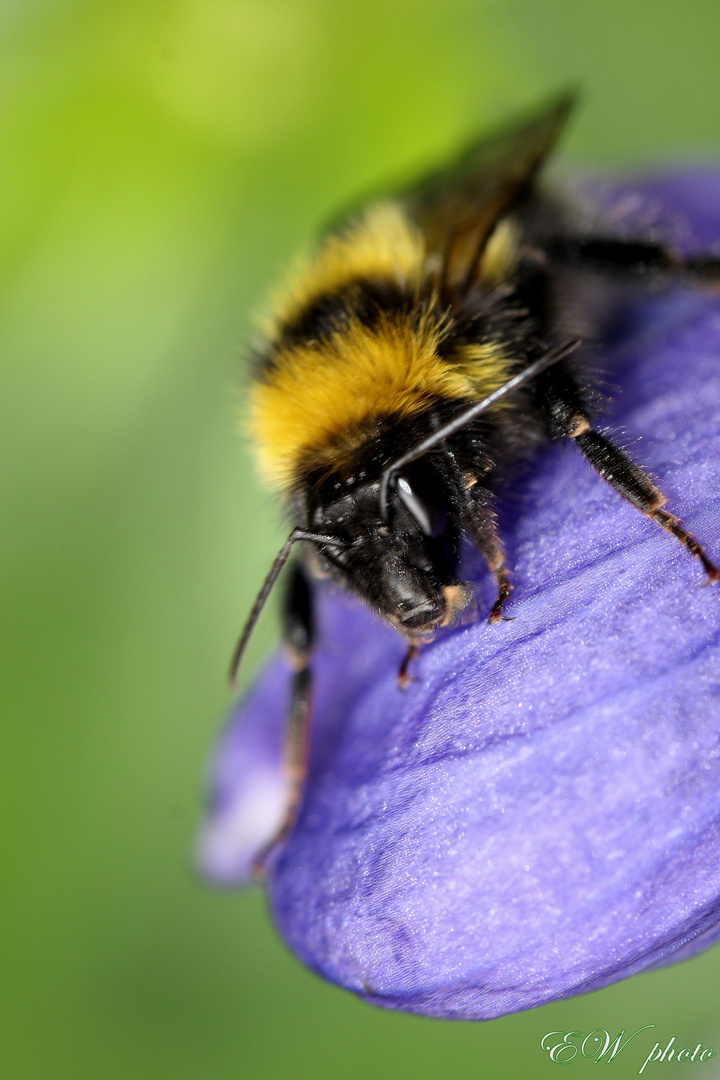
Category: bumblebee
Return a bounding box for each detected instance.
[231,92,719,850]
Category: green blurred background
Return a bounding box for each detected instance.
[4,2,720,1078]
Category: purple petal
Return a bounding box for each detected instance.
[198,171,720,1018]
[195,658,290,885]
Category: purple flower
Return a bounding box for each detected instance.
[197,172,720,1019]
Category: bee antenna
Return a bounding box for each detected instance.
[228,527,345,688]
[379,337,581,520]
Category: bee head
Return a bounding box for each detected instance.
[309,464,473,639]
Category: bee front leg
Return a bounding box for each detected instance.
[398,644,419,689]
[461,484,511,624]
[252,561,315,880]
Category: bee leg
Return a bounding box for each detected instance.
[461,486,511,623]
[549,236,720,282]
[572,427,720,581]
[251,562,315,880]
[538,363,720,581]
[398,644,419,689]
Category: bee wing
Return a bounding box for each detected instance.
[404,90,576,291]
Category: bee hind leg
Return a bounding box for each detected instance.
[549,236,720,283]
[251,561,315,881]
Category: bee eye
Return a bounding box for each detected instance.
[397,475,447,537]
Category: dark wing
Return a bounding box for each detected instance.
[404,90,576,294]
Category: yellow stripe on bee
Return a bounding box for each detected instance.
[263,202,426,334]
[250,313,512,488]
[480,217,520,284]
